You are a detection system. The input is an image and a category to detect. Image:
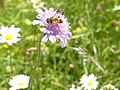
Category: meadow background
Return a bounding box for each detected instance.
[0,0,120,90]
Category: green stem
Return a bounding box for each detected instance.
[8,46,13,74]
[83,60,88,75]
[9,55,13,74]
[28,36,41,90]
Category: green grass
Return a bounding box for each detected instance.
[0,0,120,90]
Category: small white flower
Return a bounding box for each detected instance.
[31,0,44,9]
[113,5,120,11]
[100,84,118,90]
[70,84,81,90]
[0,25,21,45]
[70,84,76,90]
[9,74,30,89]
[80,74,99,90]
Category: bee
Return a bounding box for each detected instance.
[46,6,64,24]
[46,16,63,24]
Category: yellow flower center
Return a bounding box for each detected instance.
[35,1,40,5]
[88,82,93,86]
[5,34,12,40]
[18,82,24,87]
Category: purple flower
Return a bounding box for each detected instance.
[33,8,72,48]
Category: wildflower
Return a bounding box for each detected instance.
[31,0,44,9]
[70,84,76,90]
[33,7,72,48]
[96,4,102,11]
[69,63,74,68]
[0,25,21,45]
[70,84,81,90]
[111,19,118,27]
[100,84,118,90]
[80,74,98,90]
[9,74,30,89]
[113,5,120,11]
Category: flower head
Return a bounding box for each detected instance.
[33,7,72,48]
[113,5,120,11]
[9,74,30,89]
[31,0,44,9]
[80,74,99,90]
[0,25,21,45]
[100,84,118,90]
[70,84,81,90]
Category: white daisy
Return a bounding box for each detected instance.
[70,84,81,90]
[100,84,118,90]
[70,84,76,90]
[80,74,99,90]
[9,74,30,89]
[31,0,44,9]
[113,5,120,11]
[0,25,21,45]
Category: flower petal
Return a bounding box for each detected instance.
[49,35,56,43]
[32,20,44,26]
[9,87,17,90]
[41,34,48,42]
[40,28,50,34]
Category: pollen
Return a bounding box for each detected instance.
[18,82,25,86]
[88,82,93,86]
[35,1,40,5]
[5,34,12,40]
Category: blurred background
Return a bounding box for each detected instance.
[0,0,120,90]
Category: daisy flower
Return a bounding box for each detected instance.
[80,74,99,90]
[100,84,118,90]
[70,84,81,90]
[70,84,76,90]
[33,7,72,48]
[9,74,30,90]
[0,25,21,45]
[31,0,45,9]
[113,5,120,11]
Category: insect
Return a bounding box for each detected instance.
[46,6,64,24]
[56,5,64,13]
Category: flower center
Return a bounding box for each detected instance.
[18,82,25,87]
[5,34,12,40]
[35,1,40,5]
[88,82,93,86]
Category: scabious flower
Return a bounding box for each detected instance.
[0,25,21,45]
[31,0,45,9]
[80,74,98,90]
[100,84,118,90]
[113,5,120,11]
[33,8,72,48]
[70,84,81,90]
[9,74,30,90]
